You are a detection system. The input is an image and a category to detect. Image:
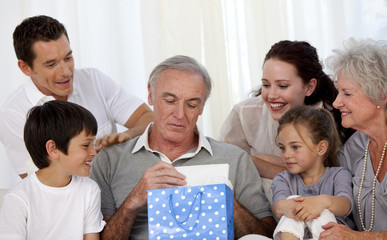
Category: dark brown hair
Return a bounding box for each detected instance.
[24,100,97,169]
[256,40,354,142]
[277,106,340,167]
[13,15,69,68]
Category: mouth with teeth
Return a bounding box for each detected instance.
[84,161,92,167]
[269,103,287,111]
[340,111,351,117]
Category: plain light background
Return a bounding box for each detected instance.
[1,0,386,189]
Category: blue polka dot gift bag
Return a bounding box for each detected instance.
[147,183,234,239]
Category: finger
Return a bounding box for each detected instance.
[294,197,304,202]
[151,162,186,179]
[321,221,336,230]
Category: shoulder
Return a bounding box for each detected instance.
[338,131,367,172]
[207,137,248,155]
[74,68,113,84]
[72,176,101,191]
[273,170,293,183]
[94,138,138,165]
[232,96,265,111]
[0,82,32,113]
[325,167,352,179]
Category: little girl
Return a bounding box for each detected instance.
[271,106,354,240]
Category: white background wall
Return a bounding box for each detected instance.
[1,0,386,189]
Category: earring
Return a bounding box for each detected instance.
[377,106,381,109]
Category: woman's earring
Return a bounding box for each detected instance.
[377,106,381,109]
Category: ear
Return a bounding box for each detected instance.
[317,140,328,156]
[46,139,59,160]
[305,78,317,96]
[17,60,33,77]
[147,83,154,106]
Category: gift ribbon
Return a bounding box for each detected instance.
[168,191,203,232]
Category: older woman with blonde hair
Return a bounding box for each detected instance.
[320,38,387,239]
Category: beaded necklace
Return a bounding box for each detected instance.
[357,139,387,231]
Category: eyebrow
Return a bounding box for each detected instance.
[164,92,201,101]
[42,50,73,66]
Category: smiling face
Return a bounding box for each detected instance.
[261,59,316,121]
[55,130,96,177]
[19,34,74,101]
[333,72,380,131]
[278,124,323,177]
[148,69,206,146]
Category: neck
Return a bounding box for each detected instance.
[148,131,199,162]
[301,165,326,185]
[36,168,72,187]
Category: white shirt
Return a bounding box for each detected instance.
[0,68,143,174]
[0,173,105,239]
[220,96,323,156]
[132,123,213,163]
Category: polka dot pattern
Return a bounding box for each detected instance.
[148,184,234,239]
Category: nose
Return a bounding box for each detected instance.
[267,86,278,100]
[59,61,72,77]
[173,102,185,119]
[282,148,291,160]
[333,93,342,109]
[90,145,97,156]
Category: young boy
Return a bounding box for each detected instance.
[0,100,105,239]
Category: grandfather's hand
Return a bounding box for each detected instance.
[126,161,186,210]
[94,132,132,151]
[319,222,358,240]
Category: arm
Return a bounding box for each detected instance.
[271,198,299,219]
[320,222,387,240]
[100,161,186,240]
[292,195,351,222]
[233,199,276,238]
[95,103,153,149]
[84,233,99,240]
[250,154,286,179]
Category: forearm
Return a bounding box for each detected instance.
[272,199,294,219]
[322,195,351,217]
[124,111,153,138]
[101,198,139,240]
[250,155,286,179]
[233,199,275,238]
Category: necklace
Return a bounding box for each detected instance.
[357,139,387,232]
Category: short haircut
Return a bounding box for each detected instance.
[13,15,69,68]
[24,100,97,169]
[148,55,212,102]
[276,106,340,167]
[326,38,387,105]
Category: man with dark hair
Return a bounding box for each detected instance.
[0,15,153,178]
[90,55,276,240]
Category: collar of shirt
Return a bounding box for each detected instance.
[25,74,78,106]
[132,122,213,163]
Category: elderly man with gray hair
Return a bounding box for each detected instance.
[90,55,275,240]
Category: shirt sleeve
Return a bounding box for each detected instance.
[89,149,117,217]
[333,167,354,217]
[234,151,273,219]
[94,69,144,126]
[84,181,106,234]
[219,104,251,154]
[0,193,28,239]
[0,108,31,174]
[271,171,292,204]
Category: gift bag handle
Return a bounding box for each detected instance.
[168,191,203,231]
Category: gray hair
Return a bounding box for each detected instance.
[148,55,212,101]
[326,38,387,105]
